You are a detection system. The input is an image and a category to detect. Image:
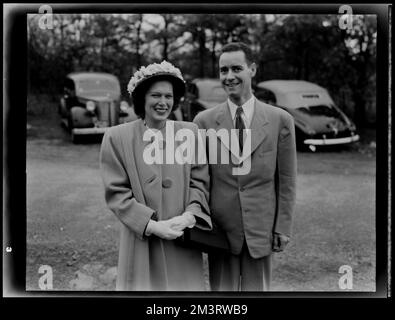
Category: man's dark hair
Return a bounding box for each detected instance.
[220,42,255,65]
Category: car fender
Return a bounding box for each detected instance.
[70,106,93,128]
[118,107,138,124]
[59,97,69,118]
[293,118,311,135]
[279,106,311,135]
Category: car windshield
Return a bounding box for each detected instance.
[297,104,342,118]
[198,84,228,102]
[76,78,119,95]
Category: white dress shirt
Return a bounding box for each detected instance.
[227,96,255,129]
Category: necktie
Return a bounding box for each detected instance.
[235,106,245,154]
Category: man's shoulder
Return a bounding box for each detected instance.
[255,99,293,121]
[173,120,198,131]
[194,103,225,124]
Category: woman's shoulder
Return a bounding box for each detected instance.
[106,119,142,138]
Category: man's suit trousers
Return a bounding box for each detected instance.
[208,240,272,291]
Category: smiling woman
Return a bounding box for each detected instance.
[99,60,212,291]
[129,61,185,122]
[144,81,174,128]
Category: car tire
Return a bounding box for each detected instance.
[295,127,310,152]
[60,116,68,130]
[67,115,73,133]
[71,130,81,144]
[67,114,79,143]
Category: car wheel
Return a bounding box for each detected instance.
[71,131,81,144]
[60,116,68,130]
[295,127,309,152]
[67,115,79,143]
[67,115,73,133]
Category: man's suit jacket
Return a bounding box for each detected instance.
[194,99,297,258]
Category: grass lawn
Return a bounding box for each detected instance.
[25,95,377,292]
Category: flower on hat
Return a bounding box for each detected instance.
[127,60,184,96]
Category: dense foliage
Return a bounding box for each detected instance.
[28,13,377,126]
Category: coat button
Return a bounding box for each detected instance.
[162,178,173,188]
[240,186,245,192]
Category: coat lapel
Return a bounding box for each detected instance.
[134,119,161,185]
[249,99,269,155]
[214,102,238,158]
[214,99,269,160]
[215,101,234,133]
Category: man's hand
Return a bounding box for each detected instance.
[166,212,196,231]
[272,233,290,252]
[145,220,184,240]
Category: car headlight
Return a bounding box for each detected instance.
[86,101,95,112]
[120,101,129,112]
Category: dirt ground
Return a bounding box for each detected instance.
[25,109,376,292]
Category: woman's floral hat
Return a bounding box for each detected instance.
[127,60,185,97]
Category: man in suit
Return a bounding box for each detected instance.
[193,42,297,291]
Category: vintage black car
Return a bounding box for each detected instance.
[58,72,137,143]
[255,80,359,151]
[181,78,227,121]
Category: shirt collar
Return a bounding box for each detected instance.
[228,95,255,127]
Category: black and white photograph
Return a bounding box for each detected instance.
[3,3,390,302]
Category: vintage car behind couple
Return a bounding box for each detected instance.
[255,80,359,151]
[182,78,359,151]
[58,72,137,143]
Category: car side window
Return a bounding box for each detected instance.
[256,88,277,105]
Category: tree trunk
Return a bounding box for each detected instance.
[162,14,169,61]
[198,28,206,77]
[163,38,168,61]
[211,33,217,77]
[352,35,370,128]
[353,66,367,127]
[258,59,265,81]
[136,14,142,67]
[303,48,310,80]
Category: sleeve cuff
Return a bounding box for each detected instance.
[185,202,212,230]
[143,211,158,239]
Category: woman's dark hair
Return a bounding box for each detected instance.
[220,42,256,66]
[131,74,185,119]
